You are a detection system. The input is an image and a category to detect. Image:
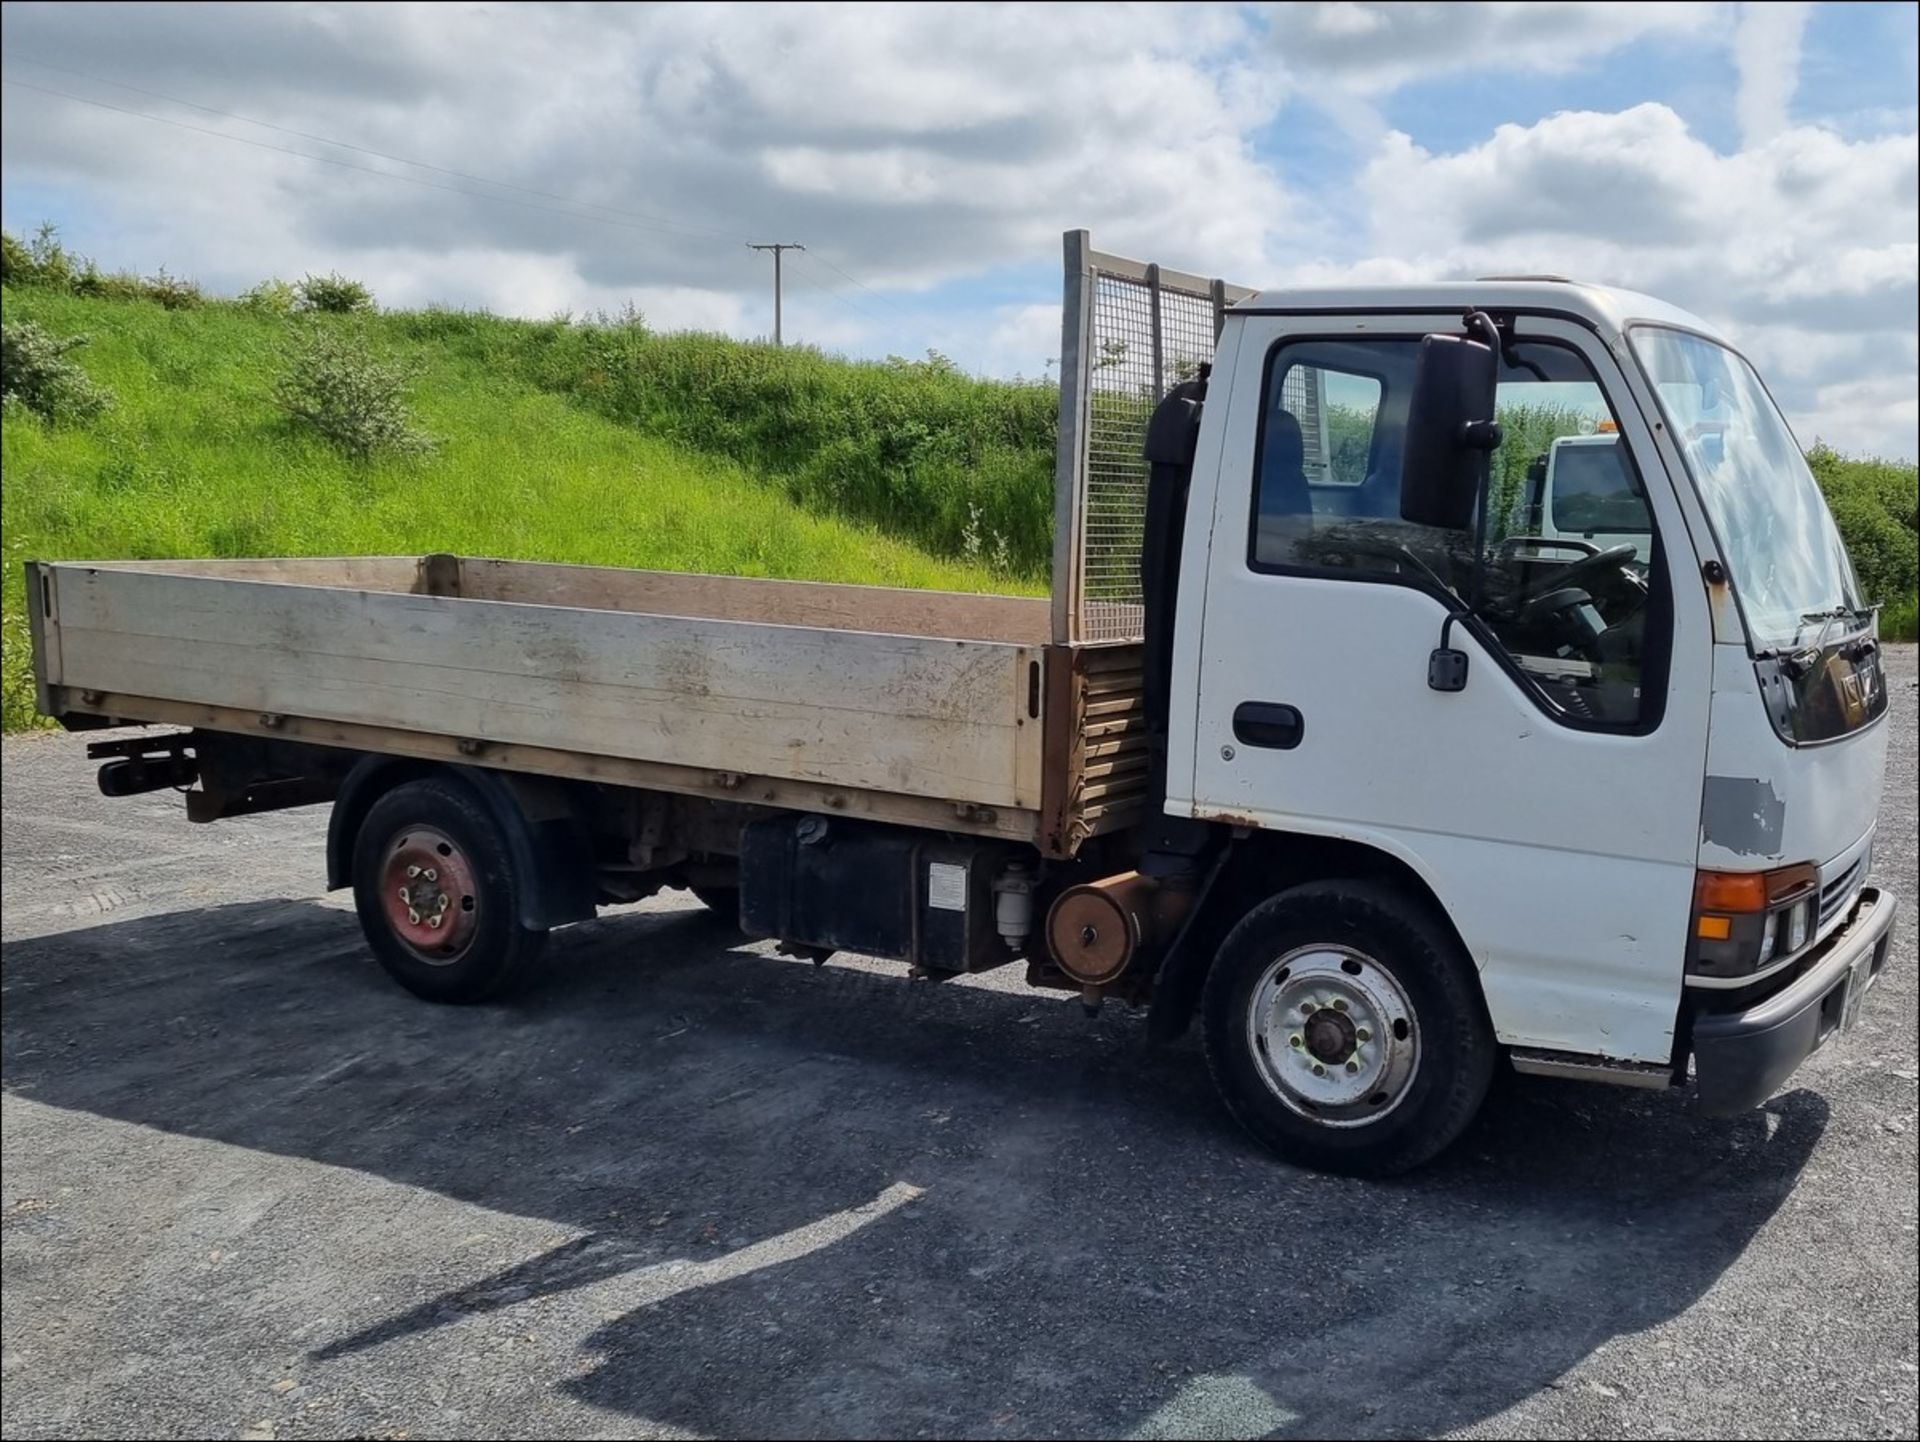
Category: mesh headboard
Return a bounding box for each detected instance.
[1051,231,1257,645]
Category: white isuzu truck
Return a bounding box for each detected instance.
[24,232,1896,1175]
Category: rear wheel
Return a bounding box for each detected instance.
[351,776,548,1003]
[1201,880,1494,1176]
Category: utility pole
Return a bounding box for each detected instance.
[747,242,804,346]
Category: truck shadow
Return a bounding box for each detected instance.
[2,896,1827,1440]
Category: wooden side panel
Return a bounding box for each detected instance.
[49,566,1042,810]
[1040,640,1148,855]
[1072,642,1150,840]
[456,557,1051,643]
[83,556,423,592]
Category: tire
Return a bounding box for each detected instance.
[350,776,548,1003]
[1200,880,1494,1177]
[687,884,740,922]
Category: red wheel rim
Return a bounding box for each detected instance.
[379,825,481,964]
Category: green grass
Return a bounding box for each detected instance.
[1,287,1030,730]
[4,242,1915,730]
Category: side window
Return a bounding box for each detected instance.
[1250,335,1666,729]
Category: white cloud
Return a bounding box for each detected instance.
[980,302,1065,382]
[1260,2,1724,96]
[1314,103,1919,457]
[0,1,1288,314]
[1733,0,1812,146]
[0,1,1913,457]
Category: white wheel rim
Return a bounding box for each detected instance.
[1246,945,1421,1127]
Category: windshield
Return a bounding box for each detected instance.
[1629,326,1860,651]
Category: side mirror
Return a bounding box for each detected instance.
[1399,332,1503,530]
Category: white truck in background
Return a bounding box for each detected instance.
[25,231,1898,1176]
[1525,431,1654,563]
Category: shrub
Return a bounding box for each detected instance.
[143,268,204,310]
[71,261,150,303]
[1,321,113,421]
[239,278,299,314]
[25,222,76,290]
[1807,442,1918,623]
[296,272,376,315]
[273,323,431,459]
[0,230,33,286]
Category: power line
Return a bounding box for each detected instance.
[787,249,971,358]
[800,248,919,323]
[4,52,744,244]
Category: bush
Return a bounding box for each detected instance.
[0,230,33,286]
[296,272,376,315]
[239,278,298,314]
[273,324,431,459]
[71,261,150,303]
[24,222,76,290]
[143,268,204,310]
[1,321,113,421]
[1,224,208,310]
[1807,442,1918,626]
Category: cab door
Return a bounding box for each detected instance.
[1177,312,1714,1064]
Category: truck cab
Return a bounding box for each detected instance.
[1144,278,1895,1168]
[1523,430,1654,566]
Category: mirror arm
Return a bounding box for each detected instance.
[1462,308,1552,382]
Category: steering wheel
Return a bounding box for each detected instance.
[1515,543,1640,610]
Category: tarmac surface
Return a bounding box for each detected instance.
[3,646,1916,1440]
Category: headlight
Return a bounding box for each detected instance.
[1689,863,1819,979]
[1786,897,1811,954]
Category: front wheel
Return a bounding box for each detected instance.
[1201,880,1494,1176]
[351,776,548,1003]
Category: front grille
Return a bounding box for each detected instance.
[1820,856,1865,928]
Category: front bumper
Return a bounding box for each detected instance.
[1691,886,1898,1116]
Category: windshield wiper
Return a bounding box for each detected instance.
[1765,604,1881,668]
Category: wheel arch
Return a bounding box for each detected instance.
[1148,827,1475,1043]
[327,757,598,930]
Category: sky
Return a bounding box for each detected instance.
[2,1,1915,459]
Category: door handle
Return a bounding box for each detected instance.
[1232,702,1304,750]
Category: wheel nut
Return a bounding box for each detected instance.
[427,914,443,930]
[1288,1034,1303,1048]
[437,894,450,911]
[397,886,411,904]
[1346,1059,1360,1073]
[1300,1002,1315,1015]
[407,865,422,879]
[407,909,420,925]
[424,868,438,882]
[1311,1063,1326,1077]
[1355,1028,1371,1043]
[1331,998,1348,1011]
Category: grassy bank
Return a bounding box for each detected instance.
[3,231,1915,730]
[0,286,1028,729]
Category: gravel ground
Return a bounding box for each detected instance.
[3,648,1916,1442]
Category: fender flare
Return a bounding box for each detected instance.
[325,757,598,931]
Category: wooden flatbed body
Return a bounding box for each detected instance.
[27,554,1146,855]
